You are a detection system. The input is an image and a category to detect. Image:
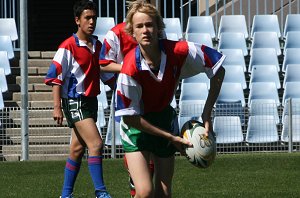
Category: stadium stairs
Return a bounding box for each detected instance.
[1,51,71,161]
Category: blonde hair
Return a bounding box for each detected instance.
[125,0,165,38]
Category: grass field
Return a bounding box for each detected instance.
[0,153,300,198]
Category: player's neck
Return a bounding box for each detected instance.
[140,45,161,70]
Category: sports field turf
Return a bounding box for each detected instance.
[0,152,300,197]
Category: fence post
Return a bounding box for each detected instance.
[288,98,293,153]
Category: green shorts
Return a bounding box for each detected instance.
[120,105,179,158]
[62,96,98,128]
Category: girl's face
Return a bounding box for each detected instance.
[75,9,97,36]
[131,11,158,47]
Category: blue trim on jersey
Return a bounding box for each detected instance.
[99,43,107,60]
[68,74,80,98]
[46,63,58,79]
[202,45,223,66]
[135,46,142,71]
[73,33,80,46]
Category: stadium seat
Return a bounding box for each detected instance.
[282,48,300,72]
[248,82,280,107]
[250,32,281,56]
[0,68,8,93]
[217,15,248,39]
[283,14,300,38]
[249,99,280,124]
[105,118,122,146]
[222,65,247,89]
[216,82,246,107]
[281,115,300,142]
[0,92,4,110]
[96,103,106,129]
[250,15,281,38]
[185,33,213,48]
[213,116,244,144]
[248,48,279,72]
[0,51,11,75]
[179,83,208,103]
[185,16,216,39]
[282,98,300,123]
[246,115,279,143]
[170,95,177,109]
[218,32,248,56]
[97,81,109,109]
[282,82,300,105]
[215,100,245,125]
[0,18,18,41]
[0,35,14,59]
[181,72,210,89]
[249,65,281,89]
[283,31,300,55]
[178,100,205,129]
[163,18,183,40]
[166,33,179,41]
[219,49,246,72]
[94,17,115,43]
[283,64,300,88]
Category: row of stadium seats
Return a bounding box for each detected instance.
[0,18,18,111]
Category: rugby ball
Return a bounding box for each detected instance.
[180,120,216,168]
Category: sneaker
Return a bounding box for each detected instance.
[96,191,111,198]
[59,194,74,198]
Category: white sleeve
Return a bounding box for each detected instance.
[115,73,142,117]
[180,42,225,79]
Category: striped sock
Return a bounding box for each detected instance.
[61,158,81,197]
[88,156,106,192]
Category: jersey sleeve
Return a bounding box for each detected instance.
[180,42,225,79]
[44,48,72,86]
[115,73,142,117]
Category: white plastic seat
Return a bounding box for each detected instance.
[222,65,247,89]
[250,32,281,56]
[181,73,210,89]
[246,115,279,143]
[249,65,281,89]
[283,64,300,88]
[216,82,245,107]
[248,48,279,72]
[0,92,4,110]
[283,14,300,38]
[185,33,213,48]
[220,49,246,72]
[249,99,280,124]
[166,33,179,41]
[248,82,280,107]
[283,31,300,55]
[185,16,216,39]
[218,32,248,56]
[179,83,208,104]
[178,100,205,129]
[250,15,281,38]
[94,17,115,42]
[0,18,18,41]
[215,100,245,125]
[213,116,244,144]
[163,18,183,40]
[105,118,122,146]
[0,35,14,59]
[0,51,11,75]
[0,68,8,93]
[218,15,248,39]
[281,115,300,142]
[97,81,109,109]
[96,103,106,129]
[282,48,300,72]
[282,82,300,105]
[282,98,300,123]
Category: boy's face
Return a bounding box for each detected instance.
[75,9,97,35]
[131,11,158,47]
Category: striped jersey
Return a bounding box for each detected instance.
[115,39,225,117]
[44,34,101,98]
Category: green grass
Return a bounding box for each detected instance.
[0,153,300,198]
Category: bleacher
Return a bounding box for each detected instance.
[1,0,300,161]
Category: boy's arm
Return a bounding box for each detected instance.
[100,62,122,73]
[52,85,63,125]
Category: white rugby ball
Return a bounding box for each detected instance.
[180,120,216,168]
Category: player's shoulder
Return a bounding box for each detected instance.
[161,39,189,56]
[111,22,126,35]
[58,35,77,49]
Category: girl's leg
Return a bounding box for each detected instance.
[152,155,175,198]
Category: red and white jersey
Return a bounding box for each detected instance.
[44,34,101,98]
[115,39,225,117]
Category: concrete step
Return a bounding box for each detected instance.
[41,51,55,59]
[7,135,70,144]
[27,59,52,67]
[5,127,71,136]
[13,92,52,101]
[16,76,45,84]
[2,144,69,155]
[12,118,68,127]
[9,109,53,118]
[11,67,49,76]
